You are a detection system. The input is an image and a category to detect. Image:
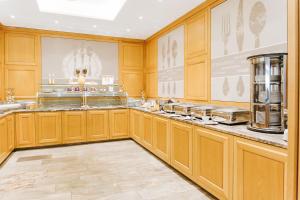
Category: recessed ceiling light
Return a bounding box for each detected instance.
[36,0,127,21]
[10,15,15,19]
[54,20,59,24]
[157,0,163,2]
[138,16,143,20]
[93,25,97,28]
[126,28,131,32]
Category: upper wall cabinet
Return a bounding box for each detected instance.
[119,42,144,97]
[120,43,143,70]
[0,30,3,101]
[145,39,157,72]
[5,32,38,65]
[185,10,208,59]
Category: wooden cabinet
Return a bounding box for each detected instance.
[170,120,193,177]
[16,113,35,148]
[87,110,109,141]
[109,109,129,139]
[185,56,208,101]
[145,72,157,98]
[130,110,143,142]
[35,112,62,146]
[4,32,40,99]
[153,116,170,164]
[234,138,287,200]
[0,30,4,101]
[119,42,144,97]
[142,113,153,150]
[193,127,233,200]
[0,117,7,164]
[62,111,86,144]
[6,115,15,153]
[185,11,208,58]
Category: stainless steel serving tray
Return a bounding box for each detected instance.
[211,108,250,125]
[162,103,181,113]
[173,104,196,116]
[190,105,216,119]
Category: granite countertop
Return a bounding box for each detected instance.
[0,105,127,118]
[131,107,288,149]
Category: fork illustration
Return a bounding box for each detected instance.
[221,14,231,55]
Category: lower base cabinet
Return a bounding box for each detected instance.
[6,115,15,153]
[0,118,7,163]
[16,113,36,148]
[153,116,170,164]
[36,112,62,146]
[109,109,129,139]
[234,138,287,200]
[62,111,86,144]
[142,113,153,150]
[170,120,193,178]
[87,110,109,141]
[193,127,233,200]
[130,110,143,142]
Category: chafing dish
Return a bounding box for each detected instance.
[211,108,250,125]
[191,105,215,119]
[162,103,180,113]
[173,104,196,116]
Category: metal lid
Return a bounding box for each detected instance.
[247,53,288,60]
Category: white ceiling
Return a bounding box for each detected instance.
[0,0,206,39]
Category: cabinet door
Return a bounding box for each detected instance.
[171,121,193,177]
[87,110,109,141]
[130,110,143,142]
[16,113,35,148]
[121,71,143,97]
[153,116,170,164]
[142,113,153,150]
[6,115,15,153]
[62,111,86,144]
[185,11,208,58]
[185,56,208,100]
[36,112,62,146]
[193,127,233,200]
[234,138,287,200]
[0,118,7,164]
[109,109,129,139]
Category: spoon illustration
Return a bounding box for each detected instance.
[249,1,267,48]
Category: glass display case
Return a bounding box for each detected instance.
[37,83,128,108]
[247,53,287,133]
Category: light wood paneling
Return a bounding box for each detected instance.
[153,116,170,164]
[5,69,37,98]
[234,138,288,200]
[35,112,62,146]
[193,127,233,200]
[62,111,86,144]
[16,113,36,148]
[4,31,40,99]
[121,71,143,97]
[87,110,109,141]
[119,42,144,97]
[6,115,15,153]
[109,109,129,139]
[185,11,208,58]
[0,117,7,164]
[5,32,37,65]
[185,56,208,101]
[130,110,143,142]
[145,72,157,98]
[0,30,4,101]
[145,39,157,73]
[142,113,153,150]
[170,120,193,178]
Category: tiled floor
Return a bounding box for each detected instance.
[0,140,216,200]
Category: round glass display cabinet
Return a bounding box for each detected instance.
[247,53,287,134]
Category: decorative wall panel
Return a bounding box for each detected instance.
[211,0,287,102]
[158,26,184,98]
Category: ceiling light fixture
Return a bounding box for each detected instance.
[126,28,131,32]
[54,20,59,24]
[138,16,143,20]
[36,0,127,21]
[93,25,97,28]
[10,15,15,19]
